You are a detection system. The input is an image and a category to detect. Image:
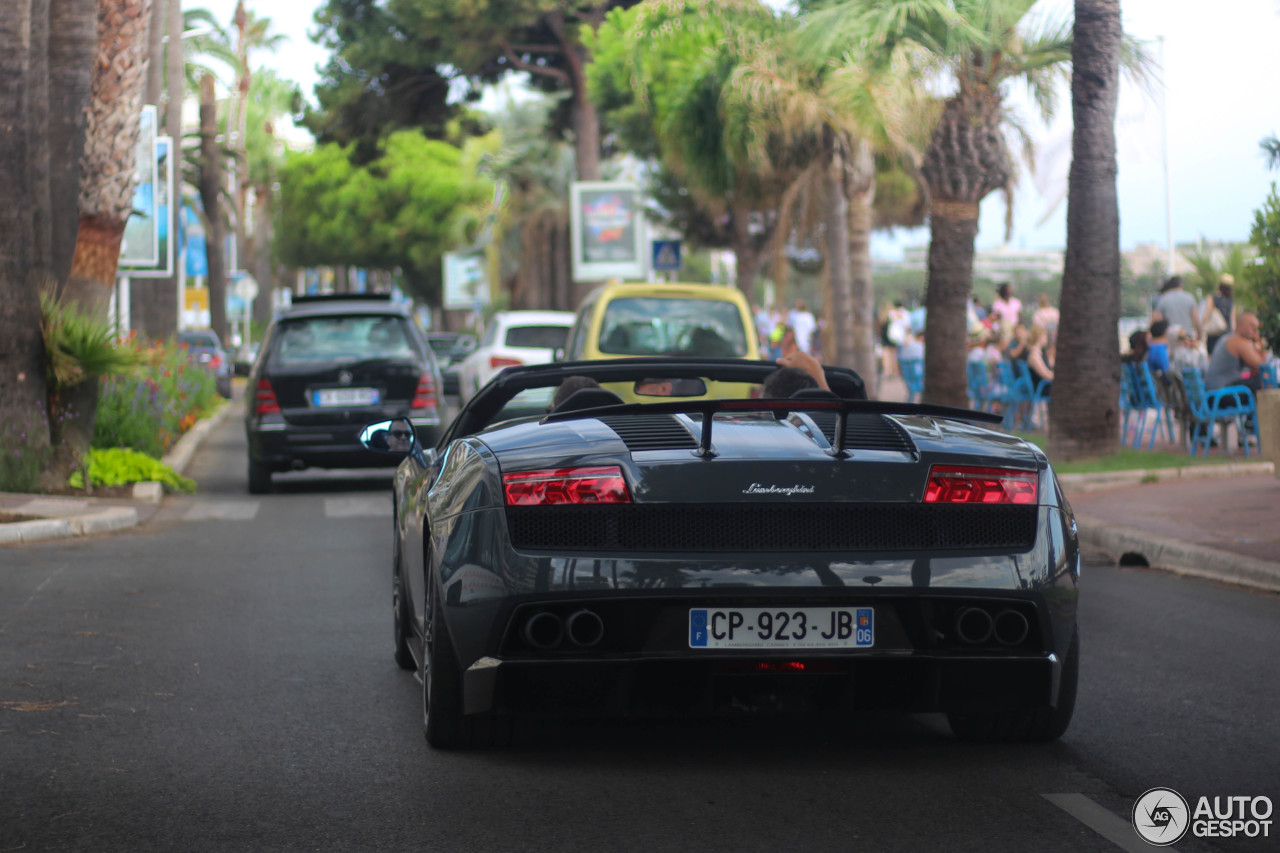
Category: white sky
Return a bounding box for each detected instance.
[201,0,1280,258]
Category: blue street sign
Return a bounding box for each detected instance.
[651,239,683,272]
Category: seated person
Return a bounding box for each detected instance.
[1205,312,1270,393]
[550,376,601,410]
[762,366,819,398]
[1026,325,1054,395]
[1146,319,1170,374]
[1170,329,1208,374]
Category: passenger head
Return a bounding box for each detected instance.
[551,375,601,409]
[635,378,674,396]
[762,367,819,398]
[1150,319,1170,340]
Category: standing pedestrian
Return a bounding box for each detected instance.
[789,299,817,354]
[1152,276,1200,341]
[1199,275,1236,357]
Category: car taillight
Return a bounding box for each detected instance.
[503,466,631,506]
[923,465,1037,505]
[254,378,280,415]
[208,354,223,370]
[490,356,523,370]
[411,374,437,410]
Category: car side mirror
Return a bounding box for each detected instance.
[553,347,565,362]
[359,417,417,456]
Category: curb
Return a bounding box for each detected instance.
[0,401,232,546]
[1075,514,1280,595]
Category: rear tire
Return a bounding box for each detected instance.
[421,591,511,749]
[947,629,1079,743]
[392,541,415,671]
[247,457,272,494]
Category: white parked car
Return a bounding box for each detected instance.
[455,310,575,403]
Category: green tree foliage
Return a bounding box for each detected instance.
[275,132,493,305]
[1247,184,1280,352]
[307,0,465,163]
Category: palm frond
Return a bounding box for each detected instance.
[1263,135,1280,171]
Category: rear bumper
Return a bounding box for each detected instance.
[249,417,438,470]
[462,653,1061,717]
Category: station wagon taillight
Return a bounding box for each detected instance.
[254,379,280,415]
[490,356,523,370]
[923,465,1037,505]
[411,374,436,410]
[503,466,631,506]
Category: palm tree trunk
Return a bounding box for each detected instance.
[922,202,980,408]
[1049,0,1122,459]
[252,185,275,332]
[198,72,228,344]
[823,150,853,369]
[845,138,877,385]
[0,0,52,456]
[730,201,760,298]
[65,0,152,319]
[47,0,97,289]
[29,0,51,276]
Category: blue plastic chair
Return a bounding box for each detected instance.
[899,358,924,404]
[1124,362,1177,449]
[1180,367,1259,457]
[1119,362,1141,445]
[993,360,1036,430]
[967,360,993,411]
[1011,360,1050,429]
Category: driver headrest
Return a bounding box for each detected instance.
[789,387,841,400]
[551,388,626,413]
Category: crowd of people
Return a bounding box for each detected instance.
[753,300,821,362]
[1126,274,1274,398]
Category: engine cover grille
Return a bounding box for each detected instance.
[597,414,698,451]
[805,412,914,453]
[506,503,1037,553]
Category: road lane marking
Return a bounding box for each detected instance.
[1043,793,1181,853]
[182,501,261,521]
[324,497,392,518]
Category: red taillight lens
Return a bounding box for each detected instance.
[503,466,631,506]
[923,465,1037,505]
[207,354,223,370]
[411,374,437,410]
[490,355,523,370]
[254,378,280,415]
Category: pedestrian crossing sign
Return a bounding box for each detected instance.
[651,239,683,272]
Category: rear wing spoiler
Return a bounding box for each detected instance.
[542,397,1004,458]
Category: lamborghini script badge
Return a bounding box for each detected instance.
[742,483,816,496]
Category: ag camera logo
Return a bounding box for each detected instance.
[1132,787,1189,846]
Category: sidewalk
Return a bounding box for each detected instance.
[0,402,233,545]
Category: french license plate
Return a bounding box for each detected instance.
[689,607,873,649]
[313,387,379,407]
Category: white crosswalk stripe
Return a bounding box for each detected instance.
[182,500,262,521]
[324,497,393,518]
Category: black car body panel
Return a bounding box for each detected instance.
[246,296,444,484]
[371,358,1079,745]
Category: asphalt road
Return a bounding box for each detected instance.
[2,403,1278,853]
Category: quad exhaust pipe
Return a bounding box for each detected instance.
[954,606,1030,647]
[522,609,605,650]
[993,608,1029,647]
[954,607,993,645]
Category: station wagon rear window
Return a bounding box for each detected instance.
[505,325,570,349]
[270,316,421,366]
[597,297,748,357]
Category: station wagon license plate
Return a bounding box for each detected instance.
[313,387,379,407]
[689,607,874,649]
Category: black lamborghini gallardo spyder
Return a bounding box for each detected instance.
[360,358,1079,749]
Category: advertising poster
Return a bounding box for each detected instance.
[570,181,644,282]
[121,134,174,277]
[442,252,489,310]
[119,106,159,267]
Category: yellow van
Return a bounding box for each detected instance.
[562,282,762,401]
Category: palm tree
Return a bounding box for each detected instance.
[803,0,1073,407]
[47,0,99,287]
[1048,0,1120,458]
[65,0,155,318]
[0,0,53,460]
[243,69,300,330]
